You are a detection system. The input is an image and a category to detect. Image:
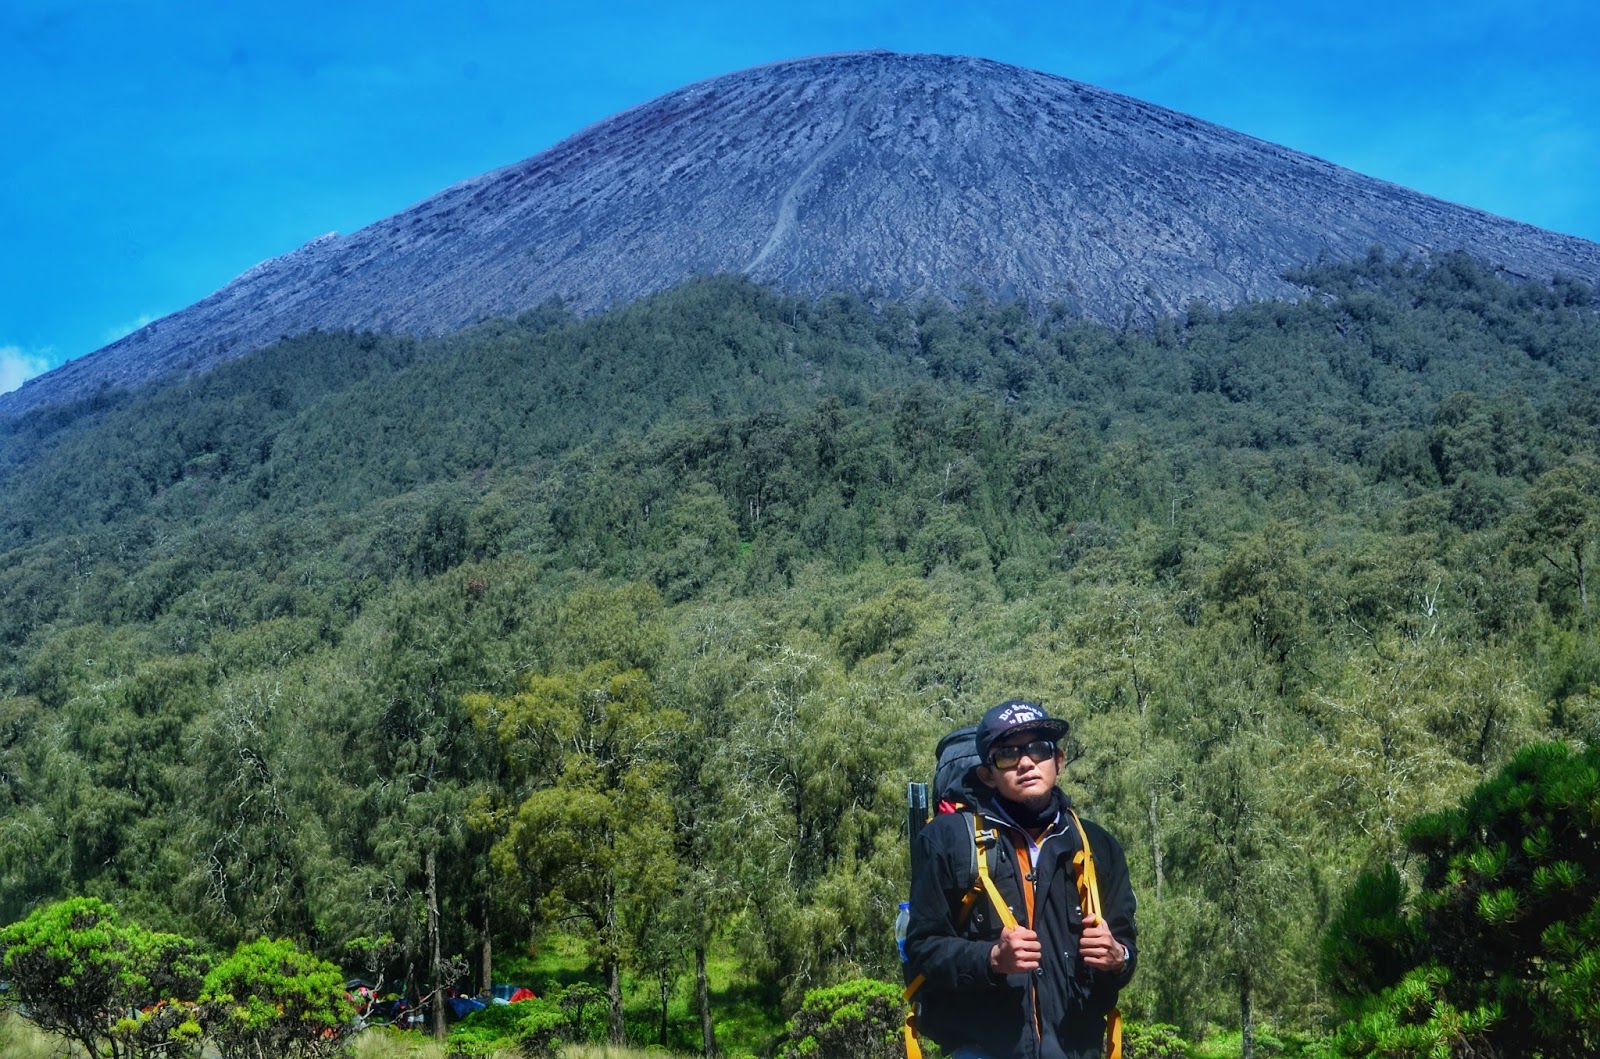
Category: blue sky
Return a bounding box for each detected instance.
[4,0,1598,394]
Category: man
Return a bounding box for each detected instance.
[905,699,1137,1059]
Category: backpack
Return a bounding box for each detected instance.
[932,724,984,811]
[901,724,1123,1059]
[906,725,983,882]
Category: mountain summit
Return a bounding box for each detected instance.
[8,51,1599,415]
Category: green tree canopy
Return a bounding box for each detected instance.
[0,896,208,1059]
[1320,741,1600,1058]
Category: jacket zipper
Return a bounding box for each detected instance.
[1010,835,1044,1045]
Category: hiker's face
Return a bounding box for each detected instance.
[978,732,1061,808]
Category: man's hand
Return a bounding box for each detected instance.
[989,925,1042,974]
[1078,914,1128,974]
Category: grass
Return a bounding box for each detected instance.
[350,1030,694,1059]
[503,930,594,988]
[351,1025,462,1058]
[1186,1024,1317,1058]
[0,1015,689,1059]
[0,1012,73,1059]
[486,931,783,1058]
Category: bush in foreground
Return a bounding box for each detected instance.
[779,978,902,1059]
[1319,741,1600,1058]
[0,896,208,1058]
[1121,1020,1188,1059]
[200,936,355,1058]
[445,987,604,1058]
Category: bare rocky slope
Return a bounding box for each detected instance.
[7,50,1600,416]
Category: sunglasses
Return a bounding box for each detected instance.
[988,739,1057,770]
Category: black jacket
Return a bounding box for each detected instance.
[905,788,1137,1059]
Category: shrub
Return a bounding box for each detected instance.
[1310,966,1499,1059]
[779,978,902,1059]
[447,1000,553,1057]
[445,988,602,1059]
[511,1002,570,1059]
[201,936,355,1058]
[1121,1020,1187,1059]
[0,896,208,1059]
[448,1002,533,1055]
[113,999,206,1058]
[1319,741,1600,1057]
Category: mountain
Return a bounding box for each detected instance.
[7,49,1600,417]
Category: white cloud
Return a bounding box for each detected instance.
[1,345,52,396]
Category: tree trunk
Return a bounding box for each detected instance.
[1240,966,1254,1059]
[481,902,492,998]
[659,970,670,1046]
[428,849,446,1040]
[608,958,626,1045]
[605,880,626,1045]
[1578,542,1588,613]
[1148,788,1165,901]
[696,944,719,1058]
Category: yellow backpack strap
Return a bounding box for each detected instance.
[1067,808,1103,919]
[905,815,1003,1002]
[902,977,925,1059]
[1067,809,1122,1059]
[903,813,1020,1059]
[1105,1010,1124,1059]
[972,815,1019,931]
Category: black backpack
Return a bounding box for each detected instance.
[933,725,984,806]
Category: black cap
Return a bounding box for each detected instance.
[975,699,1070,764]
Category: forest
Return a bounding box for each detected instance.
[1,250,1598,1056]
